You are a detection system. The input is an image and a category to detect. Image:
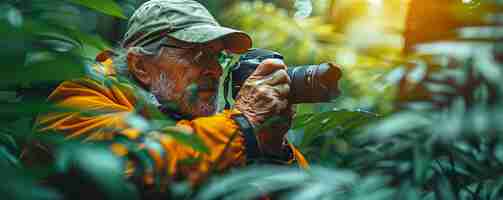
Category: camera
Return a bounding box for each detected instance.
[229,48,342,104]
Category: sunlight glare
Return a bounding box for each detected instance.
[368,0,382,6]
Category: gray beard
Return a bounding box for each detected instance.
[149,71,218,117]
[192,97,217,117]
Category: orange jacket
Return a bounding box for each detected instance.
[36,53,308,191]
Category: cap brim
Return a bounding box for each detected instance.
[167,24,252,54]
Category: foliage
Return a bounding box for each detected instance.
[67,0,127,19]
[195,1,503,200]
[1,0,503,200]
[220,0,406,114]
[0,0,127,199]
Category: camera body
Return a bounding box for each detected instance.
[230,48,342,104]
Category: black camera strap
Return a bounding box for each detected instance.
[230,114,262,163]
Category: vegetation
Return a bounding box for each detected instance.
[1,0,502,199]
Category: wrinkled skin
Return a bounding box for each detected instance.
[128,37,223,117]
[234,59,294,155]
[128,37,293,155]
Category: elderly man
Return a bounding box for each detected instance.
[35,0,307,194]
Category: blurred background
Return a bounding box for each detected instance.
[3,0,503,199]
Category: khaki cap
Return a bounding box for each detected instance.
[122,0,252,53]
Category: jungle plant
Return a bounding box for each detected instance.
[2,0,502,200]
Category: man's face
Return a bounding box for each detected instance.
[139,38,224,117]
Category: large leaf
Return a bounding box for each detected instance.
[0,145,20,168]
[0,6,27,68]
[293,109,377,148]
[0,101,75,120]
[66,0,126,19]
[53,143,139,200]
[0,163,62,200]
[0,132,19,157]
[0,51,86,89]
[196,166,357,200]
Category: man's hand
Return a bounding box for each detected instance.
[234,58,294,156]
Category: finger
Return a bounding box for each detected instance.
[274,98,288,114]
[280,103,296,119]
[258,69,290,86]
[272,83,290,98]
[251,58,287,77]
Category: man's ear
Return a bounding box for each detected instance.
[127,49,152,87]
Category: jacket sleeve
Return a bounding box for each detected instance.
[36,77,307,191]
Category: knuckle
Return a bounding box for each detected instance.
[275,99,288,111]
[274,84,289,94]
[272,69,284,78]
[256,86,269,96]
[270,85,281,92]
[277,69,288,76]
[244,79,260,87]
[282,70,291,83]
[282,84,290,93]
[275,69,290,83]
[261,58,286,68]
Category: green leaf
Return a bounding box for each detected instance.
[75,32,111,59]
[0,101,68,119]
[196,166,306,200]
[396,182,420,200]
[22,18,82,49]
[363,111,431,140]
[321,110,377,134]
[291,113,314,129]
[54,143,139,200]
[413,145,431,184]
[0,52,86,89]
[490,177,503,199]
[0,133,18,156]
[295,110,376,148]
[297,112,332,148]
[450,147,486,175]
[66,0,126,19]
[0,14,27,68]
[0,163,62,200]
[197,166,357,200]
[435,176,457,200]
[0,146,20,168]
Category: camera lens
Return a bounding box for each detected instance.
[287,63,341,104]
[228,48,342,105]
